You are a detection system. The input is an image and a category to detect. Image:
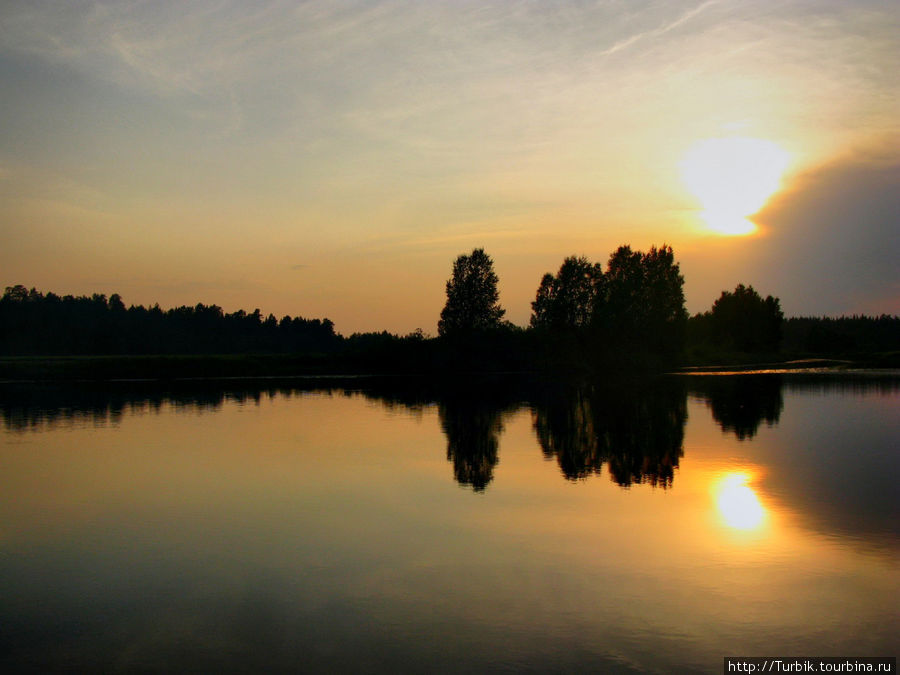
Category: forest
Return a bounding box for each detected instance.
[1,244,897,377]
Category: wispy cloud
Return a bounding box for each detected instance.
[598,0,719,57]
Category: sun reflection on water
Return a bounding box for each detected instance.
[714,472,766,531]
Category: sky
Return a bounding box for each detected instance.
[1,0,898,334]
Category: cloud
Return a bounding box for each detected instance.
[753,151,900,315]
[2,0,898,329]
[598,0,718,57]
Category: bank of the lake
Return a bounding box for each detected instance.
[0,354,351,382]
[3,349,898,382]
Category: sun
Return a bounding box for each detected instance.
[680,137,790,236]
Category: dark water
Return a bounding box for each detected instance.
[1,373,897,673]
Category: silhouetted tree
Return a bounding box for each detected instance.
[438,248,505,337]
[530,256,603,330]
[709,284,783,352]
[593,245,687,361]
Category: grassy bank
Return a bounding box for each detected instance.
[0,354,348,382]
[2,347,897,383]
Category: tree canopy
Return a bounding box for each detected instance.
[709,284,783,352]
[593,245,687,358]
[438,248,505,337]
[530,256,603,330]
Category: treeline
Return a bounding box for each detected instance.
[433,247,897,367]
[0,286,338,355]
[782,315,900,356]
[2,242,897,371]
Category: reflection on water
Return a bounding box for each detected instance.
[436,380,521,492]
[531,379,686,487]
[714,472,766,531]
[689,375,783,440]
[1,372,898,672]
[0,383,271,432]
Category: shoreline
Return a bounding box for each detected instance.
[677,358,854,373]
[1,353,897,384]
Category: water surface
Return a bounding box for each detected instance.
[1,374,897,672]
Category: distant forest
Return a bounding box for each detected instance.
[1,244,898,372]
[0,285,339,356]
[781,315,900,356]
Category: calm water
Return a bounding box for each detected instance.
[1,374,897,673]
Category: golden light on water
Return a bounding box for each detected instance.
[680,137,790,236]
[714,472,766,531]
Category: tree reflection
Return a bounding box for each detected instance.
[439,396,504,492]
[0,381,317,432]
[433,381,527,492]
[352,375,687,490]
[531,379,687,488]
[352,376,524,492]
[687,375,783,440]
[533,385,603,480]
[602,381,686,488]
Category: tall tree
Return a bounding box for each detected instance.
[438,248,505,336]
[594,244,687,358]
[530,256,603,329]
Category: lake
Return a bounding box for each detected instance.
[1,373,897,673]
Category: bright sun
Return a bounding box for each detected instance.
[680,137,790,236]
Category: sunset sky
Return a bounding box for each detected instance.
[1,0,897,334]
